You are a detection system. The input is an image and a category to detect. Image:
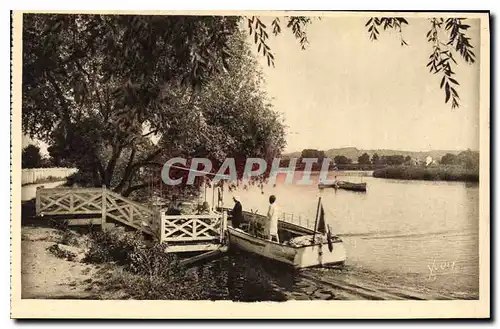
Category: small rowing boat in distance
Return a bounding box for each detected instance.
[318,181,367,192]
[336,181,367,192]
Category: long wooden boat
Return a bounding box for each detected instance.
[336,181,367,192]
[226,211,346,269]
[318,181,367,192]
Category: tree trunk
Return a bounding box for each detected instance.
[122,183,149,197]
[103,144,123,187]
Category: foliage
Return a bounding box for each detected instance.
[22,144,42,168]
[85,227,206,300]
[371,153,380,165]
[440,153,458,165]
[440,150,479,170]
[333,155,352,165]
[357,152,370,165]
[367,17,476,108]
[101,269,204,300]
[47,243,77,261]
[23,15,288,195]
[373,165,478,182]
[84,227,184,278]
[366,17,409,45]
[380,155,406,166]
[300,149,326,160]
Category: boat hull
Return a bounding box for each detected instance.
[318,181,367,192]
[227,227,346,269]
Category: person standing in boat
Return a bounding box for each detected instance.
[231,195,244,229]
[267,195,279,242]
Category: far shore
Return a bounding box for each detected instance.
[372,166,479,182]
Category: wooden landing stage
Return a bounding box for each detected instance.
[35,186,227,253]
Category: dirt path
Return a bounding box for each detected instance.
[21,227,100,299]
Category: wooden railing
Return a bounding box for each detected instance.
[280,212,314,230]
[35,186,158,236]
[35,186,227,251]
[160,213,226,244]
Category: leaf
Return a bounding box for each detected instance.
[440,76,446,88]
[365,18,373,27]
[445,82,451,102]
[448,78,459,85]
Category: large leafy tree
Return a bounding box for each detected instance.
[23,14,287,195]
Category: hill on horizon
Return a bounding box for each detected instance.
[282,147,474,161]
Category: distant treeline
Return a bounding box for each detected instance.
[373,166,479,182]
[290,149,480,182]
[296,149,414,169]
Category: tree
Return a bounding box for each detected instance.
[301,149,325,160]
[371,153,380,165]
[381,155,405,166]
[334,155,352,165]
[404,155,412,164]
[440,153,458,165]
[358,153,370,165]
[456,150,479,170]
[22,145,42,168]
[25,16,286,195]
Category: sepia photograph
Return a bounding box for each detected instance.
[10,10,490,318]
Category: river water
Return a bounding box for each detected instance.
[193,172,479,300]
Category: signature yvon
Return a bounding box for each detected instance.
[427,258,459,281]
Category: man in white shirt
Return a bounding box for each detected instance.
[267,195,279,242]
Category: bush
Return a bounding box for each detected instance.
[84,228,183,278]
[47,244,76,261]
[83,229,138,265]
[84,227,205,300]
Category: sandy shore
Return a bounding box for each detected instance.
[21,227,98,299]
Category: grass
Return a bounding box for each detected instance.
[373,165,479,182]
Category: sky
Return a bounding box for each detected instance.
[23,15,481,157]
[249,16,481,153]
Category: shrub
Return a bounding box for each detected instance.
[84,227,183,278]
[84,227,202,300]
[47,244,76,261]
[83,229,138,265]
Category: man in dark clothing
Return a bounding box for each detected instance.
[231,196,244,229]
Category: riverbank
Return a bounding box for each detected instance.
[21,224,470,301]
[372,166,479,182]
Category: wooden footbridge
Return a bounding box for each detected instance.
[35,186,227,253]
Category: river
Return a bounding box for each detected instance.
[192,172,479,300]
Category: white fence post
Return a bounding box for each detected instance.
[160,212,165,242]
[35,186,43,215]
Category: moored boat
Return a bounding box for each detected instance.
[318,181,367,192]
[336,181,367,192]
[226,211,346,269]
